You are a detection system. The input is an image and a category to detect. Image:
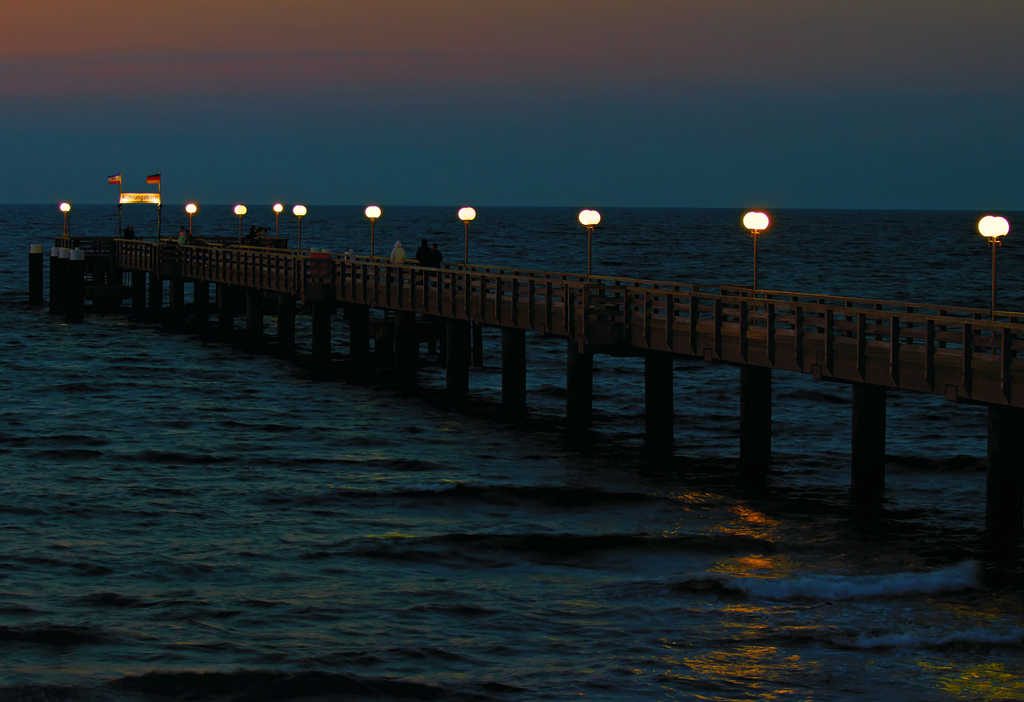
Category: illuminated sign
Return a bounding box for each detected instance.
[120,193,161,205]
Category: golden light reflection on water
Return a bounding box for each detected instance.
[676,646,817,699]
[917,658,1024,699]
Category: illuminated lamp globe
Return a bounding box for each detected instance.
[293,205,307,217]
[458,207,476,222]
[743,211,770,232]
[185,203,197,214]
[365,205,381,219]
[979,215,1009,239]
[59,202,71,213]
[578,209,601,226]
[234,204,247,216]
[273,203,284,214]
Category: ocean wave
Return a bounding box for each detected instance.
[348,531,776,565]
[108,669,453,701]
[831,627,1024,650]
[674,560,981,601]
[0,623,110,646]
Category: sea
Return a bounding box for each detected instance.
[0,204,1022,701]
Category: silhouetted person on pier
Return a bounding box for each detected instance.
[431,243,443,267]
[122,226,135,239]
[415,238,431,265]
[390,241,407,264]
[178,227,190,245]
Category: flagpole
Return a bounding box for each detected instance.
[156,172,162,241]
[117,172,122,237]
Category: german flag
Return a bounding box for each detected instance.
[146,173,161,184]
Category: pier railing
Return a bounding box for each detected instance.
[108,239,1024,406]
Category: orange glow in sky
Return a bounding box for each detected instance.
[3,0,1022,96]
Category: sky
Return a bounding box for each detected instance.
[2,0,1022,209]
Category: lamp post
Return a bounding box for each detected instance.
[59,202,71,237]
[458,207,476,265]
[293,205,307,250]
[234,204,247,245]
[365,206,381,259]
[185,203,197,237]
[578,209,601,277]
[742,211,770,291]
[979,215,1010,313]
[273,203,283,237]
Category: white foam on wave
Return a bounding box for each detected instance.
[835,627,1024,649]
[725,560,981,601]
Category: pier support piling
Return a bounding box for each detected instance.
[132,272,146,315]
[394,310,418,386]
[53,248,70,316]
[851,384,886,501]
[566,341,594,432]
[48,247,59,314]
[986,405,1024,537]
[148,275,163,321]
[245,289,264,339]
[740,366,772,472]
[66,250,85,323]
[276,294,295,354]
[472,322,484,367]
[501,328,527,416]
[348,304,370,372]
[169,278,185,331]
[29,245,43,306]
[312,300,332,365]
[217,284,234,337]
[445,319,471,400]
[194,282,209,332]
[645,351,674,455]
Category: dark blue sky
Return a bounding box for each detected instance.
[3,0,1022,209]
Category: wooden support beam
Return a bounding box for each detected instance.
[28,245,44,306]
[501,328,527,416]
[66,251,85,323]
[645,351,674,455]
[740,366,771,472]
[217,283,234,337]
[566,340,593,432]
[132,271,146,315]
[347,304,369,371]
[277,293,295,354]
[169,278,185,331]
[311,300,331,365]
[446,319,470,399]
[851,384,886,501]
[394,310,417,386]
[472,321,484,367]
[245,288,264,338]
[987,404,1024,538]
[194,281,209,333]
[148,274,163,321]
[48,248,60,315]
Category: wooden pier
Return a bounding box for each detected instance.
[34,236,1024,538]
